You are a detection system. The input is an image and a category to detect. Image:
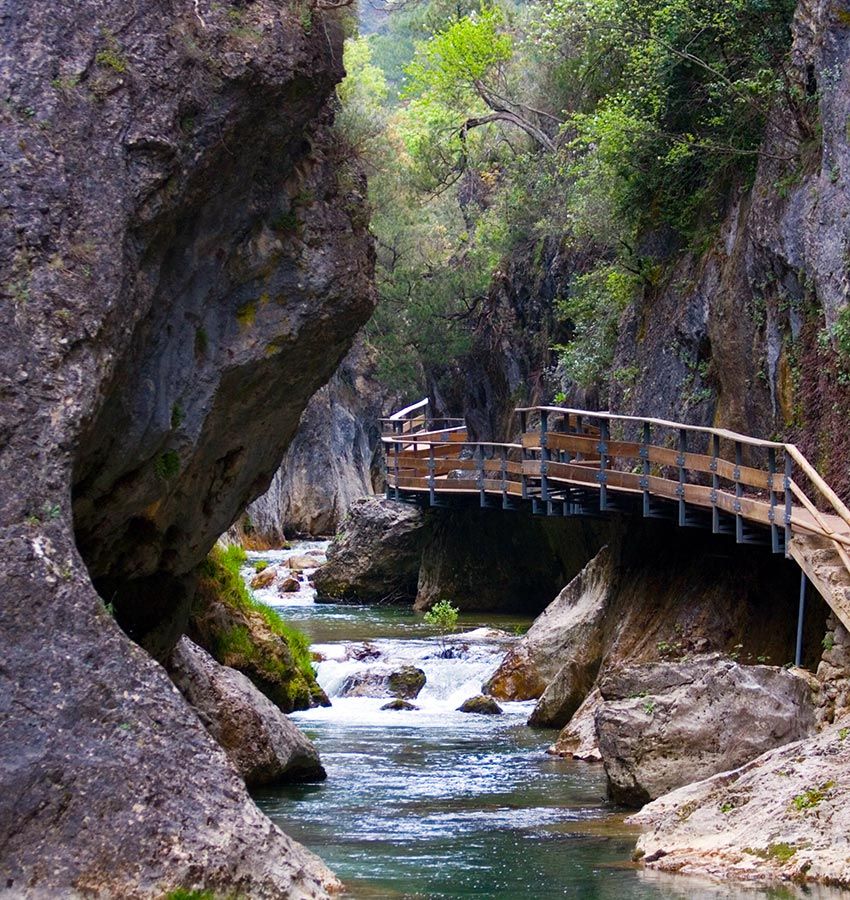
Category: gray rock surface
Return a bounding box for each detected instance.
[246,336,391,538]
[631,721,850,888]
[596,655,816,806]
[314,497,427,603]
[169,637,326,787]
[339,665,426,699]
[1,0,369,892]
[547,688,603,762]
[485,545,613,712]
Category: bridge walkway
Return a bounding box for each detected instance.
[381,399,850,638]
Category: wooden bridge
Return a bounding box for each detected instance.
[382,399,850,650]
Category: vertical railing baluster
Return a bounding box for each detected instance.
[598,417,609,511]
[476,445,485,508]
[768,447,779,553]
[784,451,793,556]
[711,434,720,534]
[540,410,550,504]
[678,428,688,527]
[735,440,744,543]
[393,420,401,501]
[428,443,435,507]
[641,421,651,518]
[520,411,528,500]
[500,445,508,509]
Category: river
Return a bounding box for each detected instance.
[245,541,837,900]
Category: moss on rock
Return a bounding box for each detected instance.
[189,545,328,712]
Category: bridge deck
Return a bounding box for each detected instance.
[382,401,850,633]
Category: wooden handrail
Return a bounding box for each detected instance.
[384,402,850,598]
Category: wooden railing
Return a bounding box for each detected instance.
[382,401,850,580]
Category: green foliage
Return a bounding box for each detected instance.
[202,545,315,685]
[791,781,835,811]
[164,890,218,900]
[743,843,797,863]
[170,403,184,429]
[823,632,835,652]
[554,266,637,388]
[839,727,849,741]
[95,31,128,73]
[154,450,180,481]
[337,0,797,400]
[253,560,269,572]
[424,599,460,635]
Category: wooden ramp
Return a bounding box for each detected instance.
[382,400,850,635]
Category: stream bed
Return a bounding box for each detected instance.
[245,542,834,899]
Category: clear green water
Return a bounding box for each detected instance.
[249,549,843,900]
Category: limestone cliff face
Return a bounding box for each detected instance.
[245,336,389,539]
[0,0,372,894]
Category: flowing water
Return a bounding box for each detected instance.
[246,542,839,900]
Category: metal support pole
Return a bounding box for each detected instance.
[734,440,743,543]
[784,452,793,557]
[428,443,435,507]
[641,421,651,518]
[393,421,401,501]
[795,569,807,667]
[768,447,779,553]
[711,434,720,534]
[520,411,528,500]
[677,428,687,526]
[598,417,609,511]
[540,411,550,502]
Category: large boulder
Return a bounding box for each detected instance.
[485,547,614,702]
[596,655,816,806]
[313,497,427,603]
[169,638,325,787]
[2,0,370,893]
[631,721,850,888]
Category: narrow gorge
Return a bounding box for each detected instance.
[2,0,850,897]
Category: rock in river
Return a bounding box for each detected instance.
[596,654,816,806]
[458,695,504,715]
[630,720,850,889]
[381,699,419,711]
[169,638,326,787]
[340,665,427,699]
[313,497,427,603]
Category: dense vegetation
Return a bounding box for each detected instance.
[339,0,801,397]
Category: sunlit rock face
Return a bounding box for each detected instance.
[0,0,371,893]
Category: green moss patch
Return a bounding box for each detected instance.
[190,545,324,711]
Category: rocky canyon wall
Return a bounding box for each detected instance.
[0,0,373,894]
